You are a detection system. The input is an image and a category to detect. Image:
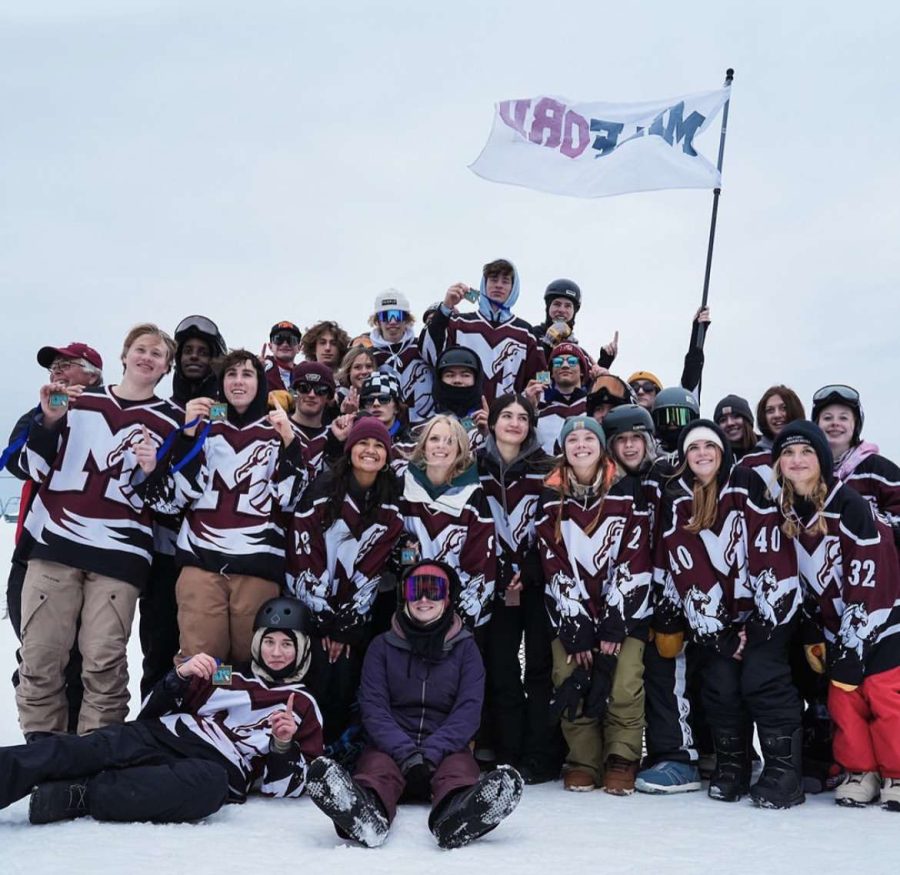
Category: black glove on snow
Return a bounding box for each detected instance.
[549,666,591,723]
[582,654,616,720]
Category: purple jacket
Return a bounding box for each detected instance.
[357,613,485,768]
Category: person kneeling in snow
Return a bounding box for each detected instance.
[305,561,523,849]
[0,597,323,824]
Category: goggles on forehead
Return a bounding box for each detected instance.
[403,574,449,602]
[812,384,859,405]
[375,309,409,324]
[551,355,580,369]
[175,315,220,337]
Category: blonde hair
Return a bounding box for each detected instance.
[409,415,472,481]
[120,323,176,374]
[774,461,829,538]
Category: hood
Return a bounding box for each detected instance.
[477,259,520,323]
[480,432,546,477]
[172,328,224,406]
[223,355,270,426]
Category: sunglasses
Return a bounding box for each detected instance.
[49,359,85,372]
[631,382,658,395]
[362,393,394,407]
[551,355,581,369]
[812,384,860,405]
[403,574,449,602]
[293,382,332,397]
[271,333,300,346]
[375,309,409,324]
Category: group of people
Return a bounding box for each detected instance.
[1,256,899,848]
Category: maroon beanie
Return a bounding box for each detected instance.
[549,341,588,376]
[345,416,392,454]
[291,361,335,392]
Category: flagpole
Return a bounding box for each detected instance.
[695,67,734,350]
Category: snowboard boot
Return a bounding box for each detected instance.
[708,728,751,802]
[750,727,806,809]
[305,757,389,848]
[29,779,89,824]
[429,765,523,850]
[881,777,900,812]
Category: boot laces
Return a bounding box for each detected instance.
[68,783,87,812]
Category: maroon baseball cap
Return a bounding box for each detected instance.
[37,342,103,370]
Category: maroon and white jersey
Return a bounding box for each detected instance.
[290,421,329,479]
[370,329,435,424]
[536,469,652,652]
[837,448,900,541]
[423,309,547,405]
[287,474,404,643]
[536,392,586,456]
[151,422,307,582]
[400,464,496,628]
[735,446,778,497]
[149,671,323,801]
[19,386,181,587]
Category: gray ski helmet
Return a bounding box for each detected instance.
[811,384,864,444]
[602,403,655,442]
[652,386,700,432]
[544,278,581,313]
[254,597,311,634]
[436,345,481,376]
[174,314,227,357]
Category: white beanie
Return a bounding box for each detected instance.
[373,288,411,314]
[683,425,724,454]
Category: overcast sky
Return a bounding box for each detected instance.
[3,1,899,464]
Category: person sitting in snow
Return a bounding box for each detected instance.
[304,561,523,849]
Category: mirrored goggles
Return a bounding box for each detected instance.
[375,309,409,324]
[551,355,580,369]
[403,574,449,602]
[654,407,696,428]
[293,382,332,397]
[812,384,859,405]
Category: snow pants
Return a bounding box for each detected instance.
[16,559,138,735]
[0,721,229,821]
[138,552,180,698]
[307,635,366,747]
[353,747,480,823]
[828,666,900,779]
[483,585,556,769]
[642,639,698,765]
[699,623,801,733]
[602,636,645,763]
[175,566,279,663]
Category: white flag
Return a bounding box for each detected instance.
[469,88,730,199]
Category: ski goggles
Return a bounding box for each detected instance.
[293,382,332,397]
[812,384,859,405]
[654,407,696,428]
[375,309,409,324]
[402,574,450,602]
[630,381,659,395]
[175,315,220,338]
[271,332,300,346]
[551,355,581,369]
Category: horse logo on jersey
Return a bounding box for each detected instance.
[292,570,331,615]
[351,576,380,618]
[838,603,879,660]
[591,518,626,575]
[510,496,539,547]
[698,512,745,577]
[404,360,435,418]
[491,340,522,379]
[547,572,590,619]
[235,444,274,484]
[457,573,491,624]
[604,561,651,628]
[105,426,149,469]
[753,568,801,630]
[684,585,727,638]
[434,528,467,562]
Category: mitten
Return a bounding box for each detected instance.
[582,654,617,720]
[654,631,684,659]
[401,756,435,801]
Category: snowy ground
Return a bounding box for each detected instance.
[0,521,895,874]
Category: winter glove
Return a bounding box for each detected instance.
[804,643,826,674]
[401,754,435,802]
[387,533,420,578]
[268,389,294,413]
[830,680,859,693]
[549,666,591,723]
[654,631,684,659]
[582,654,617,720]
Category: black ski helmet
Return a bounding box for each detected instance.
[811,384,864,445]
[436,345,481,376]
[602,403,655,442]
[254,597,311,634]
[652,387,700,433]
[544,278,582,313]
